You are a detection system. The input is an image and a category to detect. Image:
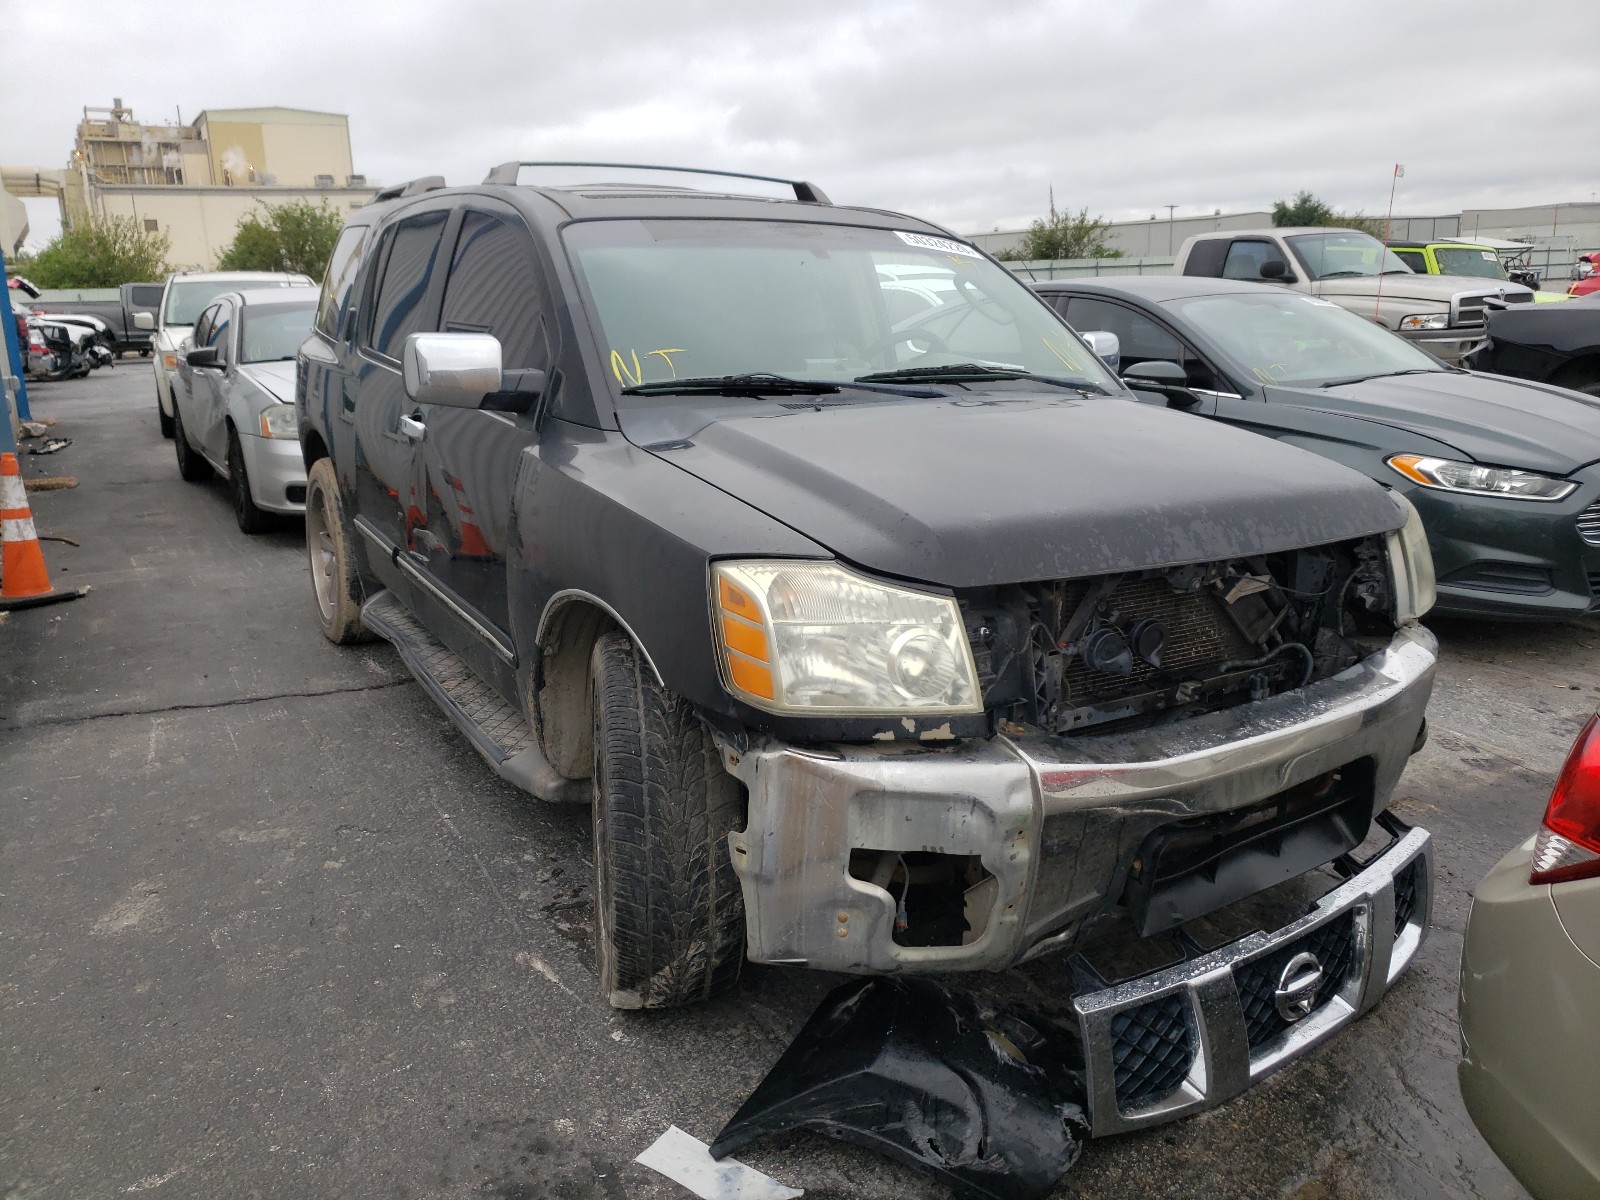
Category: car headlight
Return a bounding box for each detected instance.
[711,560,981,715]
[1386,494,1436,621]
[1397,313,1449,331]
[1387,453,1577,501]
[259,404,297,439]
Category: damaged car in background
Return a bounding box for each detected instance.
[298,164,1440,1195]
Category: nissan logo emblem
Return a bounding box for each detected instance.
[1273,951,1324,1022]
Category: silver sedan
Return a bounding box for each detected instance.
[172,288,318,533]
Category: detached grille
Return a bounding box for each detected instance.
[1235,912,1358,1051]
[1393,859,1421,935]
[1578,501,1600,548]
[1111,992,1194,1112]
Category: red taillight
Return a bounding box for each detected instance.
[1530,713,1600,885]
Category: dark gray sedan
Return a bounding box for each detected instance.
[1033,276,1600,619]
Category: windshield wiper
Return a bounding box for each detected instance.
[1318,368,1444,388]
[621,373,842,397]
[1315,270,1371,279]
[854,364,1112,394]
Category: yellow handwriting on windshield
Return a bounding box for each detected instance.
[612,348,688,385]
[1041,336,1086,373]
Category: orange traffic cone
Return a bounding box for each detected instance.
[1,451,86,610]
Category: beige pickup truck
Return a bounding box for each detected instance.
[1174,227,1534,363]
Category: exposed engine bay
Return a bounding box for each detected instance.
[959,535,1397,736]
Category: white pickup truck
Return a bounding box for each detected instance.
[1174,227,1534,363]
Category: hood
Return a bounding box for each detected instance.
[1274,371,1600,475]
[624,394,1403,588]
[1312,275,1533,303]
[237,360,295,402]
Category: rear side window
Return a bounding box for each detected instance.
[127,284,164,311]
[1393,250,1427,273]
[438,211,546,369]
[1182,239,1229,277]
[316,225,371,339]
[367,212,448,358]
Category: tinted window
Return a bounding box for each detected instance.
[1064,297,1181,363]
[1393,250,1428,273]
[191,304,218,349]
[1222,240,1280,281]
[1182,239,1229,277]
[127,284,164,311]
[209,301,233,364]
[316,225,371,339]
[368,211,448,358]
[439,211,545,369]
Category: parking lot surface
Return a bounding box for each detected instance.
[5,367,1596,1198]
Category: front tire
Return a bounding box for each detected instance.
[172,405,212,482]
[227,428,270,535]
[590,630,745,1009]
[305,457,371,644]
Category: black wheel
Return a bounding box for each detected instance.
[228,428,270,535]
[590,630,745,1009]
[172,404,212,482]
[305,457,372,644]
[157,379,175,438]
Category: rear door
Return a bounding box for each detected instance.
[407,201,550,644]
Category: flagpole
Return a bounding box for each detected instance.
[1373,163,1404,319]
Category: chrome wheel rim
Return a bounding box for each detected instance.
[306,479,338,623]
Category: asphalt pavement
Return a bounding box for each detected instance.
[5,366,1597,1199]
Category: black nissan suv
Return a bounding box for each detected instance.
[297,163,1438,1136]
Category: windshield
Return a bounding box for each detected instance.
[239,302,316,363]
[163,277,309,325]
[1167,291,1444,388]
[563,220,1120,393]
[1432,246,1508,280]
[1284,232,1413,281]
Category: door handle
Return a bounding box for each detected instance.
[398,414,426,441]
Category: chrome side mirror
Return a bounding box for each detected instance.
[133,311,155,330]
[403,332,502,408]
[1080,330,1120,374]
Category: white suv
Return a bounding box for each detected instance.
[139,270,312,438]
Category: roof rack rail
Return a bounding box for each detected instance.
[367,175,447,204]
[481,162,831,205]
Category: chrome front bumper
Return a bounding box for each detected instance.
[721,624,1436,974]
[1076,821,1430,1134]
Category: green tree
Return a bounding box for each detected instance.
[1272,191,1388,238]
[1000,192,1122,261]
[216,199,345,280]
[16,215,172,287]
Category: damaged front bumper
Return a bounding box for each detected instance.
[720,624,1435,974]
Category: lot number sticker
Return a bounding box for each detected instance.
[894,231,983,259]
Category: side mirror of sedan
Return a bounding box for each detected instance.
[1121,359,1201,408]
[133,311,155,330]
[185,346,220,368]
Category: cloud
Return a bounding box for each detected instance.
[8,0,1597,239]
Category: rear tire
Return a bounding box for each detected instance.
[590,630,745,1009]
[305,457,371,644]
[157,379,175,438]
[228,428,270,535]
[172,405,212,482]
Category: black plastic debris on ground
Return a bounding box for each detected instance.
[710,978,1089,1200]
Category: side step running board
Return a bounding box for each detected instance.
[362,591,588,803]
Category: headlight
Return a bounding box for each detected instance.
[1387,453,1577,501]
[711,560,981,715]
[259,404,297,439]
[1397,314,1449,331]
[1386,494,1436,621]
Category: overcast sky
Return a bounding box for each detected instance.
[13,0,1599,249]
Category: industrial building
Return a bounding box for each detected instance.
[3,100,377,270]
